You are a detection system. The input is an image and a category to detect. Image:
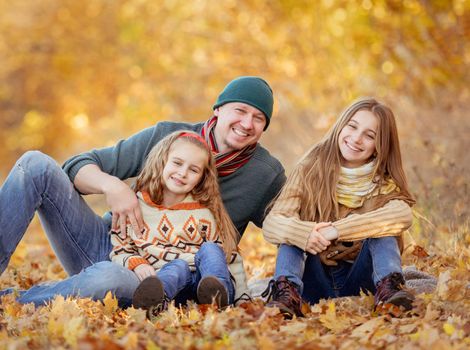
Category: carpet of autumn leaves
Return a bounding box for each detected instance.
[0,219,469,350]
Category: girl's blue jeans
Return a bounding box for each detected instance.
[4,242,234,307]
[274,237,402,304]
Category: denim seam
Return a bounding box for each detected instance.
[42,194,95,266]
[0,164,43,262]
[0,165,26,267]
[24,156,97,267]
[369,243,381,285]
[343,244,370,283]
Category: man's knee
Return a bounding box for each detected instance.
[17,150,59,176]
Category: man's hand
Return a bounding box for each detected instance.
[103,177,145,238]
[134,264,155,281]
[73,164,145,238]
[306,222,333,255]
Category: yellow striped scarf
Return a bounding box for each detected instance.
[337,161,397,208]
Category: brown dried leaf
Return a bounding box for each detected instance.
[412,245,429,258]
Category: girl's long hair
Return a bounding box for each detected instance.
[134,131,239,260]
[283,97,415,222]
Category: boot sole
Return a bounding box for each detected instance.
[197,276,229,309]
[266,301,303,319]
[385,291,414,311]
[132,276,165,310]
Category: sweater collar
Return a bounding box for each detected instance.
[139,191,203,210]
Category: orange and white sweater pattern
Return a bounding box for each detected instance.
[110,191,249,301]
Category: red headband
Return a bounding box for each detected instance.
[179,132,210,150]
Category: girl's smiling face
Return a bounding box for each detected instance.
[338,110,378,168]
[162,140,208,204]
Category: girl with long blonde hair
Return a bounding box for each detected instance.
[1,131,249,314]
[262,98,415,318]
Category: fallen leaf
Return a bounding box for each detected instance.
[125,307,147,324]
[412,245,429,258]
[63,316,86,347]
[443,322,455,336]
[424,303,441,321]
[319,301,353,333]
[279,320,307,333]
[351,317,385,338]
[436,270,451,299]
[398,323,418,334]
[103,291,118,316]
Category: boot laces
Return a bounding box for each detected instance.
[261,278,297,304]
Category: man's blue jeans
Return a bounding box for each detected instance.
[5,242,234,307]
[274,237,402,304]
[0,151,113,276]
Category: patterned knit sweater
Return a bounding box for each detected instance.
[262,169,413,251]
[110,191,249,301]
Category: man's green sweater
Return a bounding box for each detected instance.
[62,121,286,235]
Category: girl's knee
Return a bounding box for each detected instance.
[158,259,192,288]
[367,236,399,250]
[166,259,191,274]
[195,242,226,265]
[198,242,223,255]
[173,259,189,268]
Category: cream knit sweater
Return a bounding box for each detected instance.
[262,170,413,251]
[110,191,250,302]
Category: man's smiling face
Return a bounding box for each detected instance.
[213,102,266,153]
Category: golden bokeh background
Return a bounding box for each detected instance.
[1,0,469,249]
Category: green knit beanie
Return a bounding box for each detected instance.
[213,76,274,130]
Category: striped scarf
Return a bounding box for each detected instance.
[201,116,257,177]
[337,161,397,208]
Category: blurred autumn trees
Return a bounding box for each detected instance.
[0,0,469,236]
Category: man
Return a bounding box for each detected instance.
[0,76,285,277]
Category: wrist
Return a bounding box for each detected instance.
[101,175,124,194]
[320,226,339,240]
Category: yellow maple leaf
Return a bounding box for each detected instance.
[146,339,161,350]
[63,316,86,347]
[48,317,64,339]
[409,331,421,342]
[103,291,119,316]
[319,301,352,333]
[124,331,139,349]
[187,308,201,322]
[443,322,455,336]
[3,301,22,318]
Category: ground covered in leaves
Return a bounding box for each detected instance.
[0,221,469,349]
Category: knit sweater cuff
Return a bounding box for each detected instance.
[334,200,413,241]
[64,159,99,183]
[128,257,149,270]
[262,213,313,250]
